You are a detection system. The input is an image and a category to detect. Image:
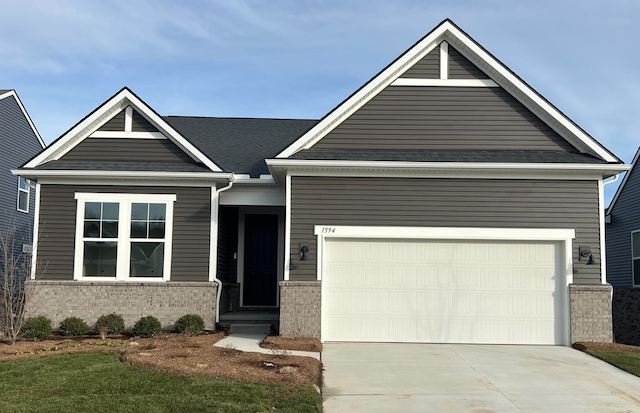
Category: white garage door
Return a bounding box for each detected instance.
[322,238,565,345]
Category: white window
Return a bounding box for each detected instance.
[633,230,640,286]
[17,177,30,213]
[74,193,176,281]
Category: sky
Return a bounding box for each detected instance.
[2,0,639,203]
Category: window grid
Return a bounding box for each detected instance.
[17,177,29,213]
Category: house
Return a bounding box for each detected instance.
[15,19,628,345]
[0,89,45,256]
[605,147,640,344]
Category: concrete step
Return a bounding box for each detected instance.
[229,323,272,335]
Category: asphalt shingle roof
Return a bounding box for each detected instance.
[164,116,318,176]
[36,160,212,172]
[290,149,609,164]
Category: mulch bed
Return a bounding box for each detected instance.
[261,335,322,352]
[0,332,322,386]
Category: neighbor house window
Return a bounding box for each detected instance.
[74,193,175,281]
[633,230,640,286]
[17,177,29,213]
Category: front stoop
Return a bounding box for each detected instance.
[218,310,280,334]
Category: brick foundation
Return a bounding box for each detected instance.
[279,281,321,338]
[24,280,218,330]
[612,287,640,345]
[569,284,613,343]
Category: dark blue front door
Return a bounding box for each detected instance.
[243,214,278,306]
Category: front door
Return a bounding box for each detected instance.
[243,214,278,306]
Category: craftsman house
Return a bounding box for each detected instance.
[16,20,627,345]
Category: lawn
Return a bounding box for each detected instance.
[576,341,640,378]
[0,352,322,413]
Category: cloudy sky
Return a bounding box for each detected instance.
[2,1,639,202]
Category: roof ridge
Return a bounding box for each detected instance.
[164,115,318,122]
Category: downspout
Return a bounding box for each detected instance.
[211,178,234,324]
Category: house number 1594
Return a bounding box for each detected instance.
[321,227,336,233]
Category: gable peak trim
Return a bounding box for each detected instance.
[24,87,222,172]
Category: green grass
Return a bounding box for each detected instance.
[588,351,640,377]
[0,353,322,413]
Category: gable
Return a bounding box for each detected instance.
[22,88,223,173]
[277,19,621,163]
[607,147,640,217]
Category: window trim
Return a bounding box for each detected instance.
[73,193,176,282]
[633,230,640,286]
[17,177,30,213]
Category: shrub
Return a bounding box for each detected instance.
[132,316,162,338]
[174,314,205,335]
[59,317,89,337]
[22,316,52,340]
[95,313,125,335]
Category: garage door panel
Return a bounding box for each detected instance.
[322,238,565,344]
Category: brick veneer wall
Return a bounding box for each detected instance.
[569,284,613,343]
[24,280,218,330]
[612,287,640,345]
[279,281,321,338]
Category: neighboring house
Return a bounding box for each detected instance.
[15,19,628,345]
[605,147,640,344]
[0,89,45,257]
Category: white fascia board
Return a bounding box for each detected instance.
[220,186,285,206]
[441,25,619,163]
[267,159,630,177]
[276,25,449,158]
[24,89,223,172]
[606,146,640,216]
[12,169,232,187]
[313,225,575,241]
[0,90,46,148]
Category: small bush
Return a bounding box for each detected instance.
[95,313,125,335]
[132,316,162,338]
[59,317,90,337]
[174,314,205,335]
[22,316,52,340]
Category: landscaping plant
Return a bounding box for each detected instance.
[21,316,52,340]
[132,315,162,337]
[95,313,125,335]
[174,314,205,335]
[0,227,32,344]
[59,317,90,336]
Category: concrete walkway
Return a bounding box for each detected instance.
[323,343,640,412]
[213,325,320,360]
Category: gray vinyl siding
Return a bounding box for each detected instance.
[0,94,42,249]
[448,46,488,79]
[290,177,600,284]
[401,45,439,79]
[132,110,158,132]
[312,86,576,151]
[60,138,196,163]
[99,110,125,131]
[606,166,640,287]
[36,184,211,281]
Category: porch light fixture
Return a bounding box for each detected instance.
[579,246,595,265]
[300,245,309,261]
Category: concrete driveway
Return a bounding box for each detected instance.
[322,343,640,412]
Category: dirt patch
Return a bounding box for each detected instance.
[1,332,322,386]
[261,335,322,353]
[573,341,640,353]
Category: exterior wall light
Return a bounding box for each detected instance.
[300,245,309,261]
